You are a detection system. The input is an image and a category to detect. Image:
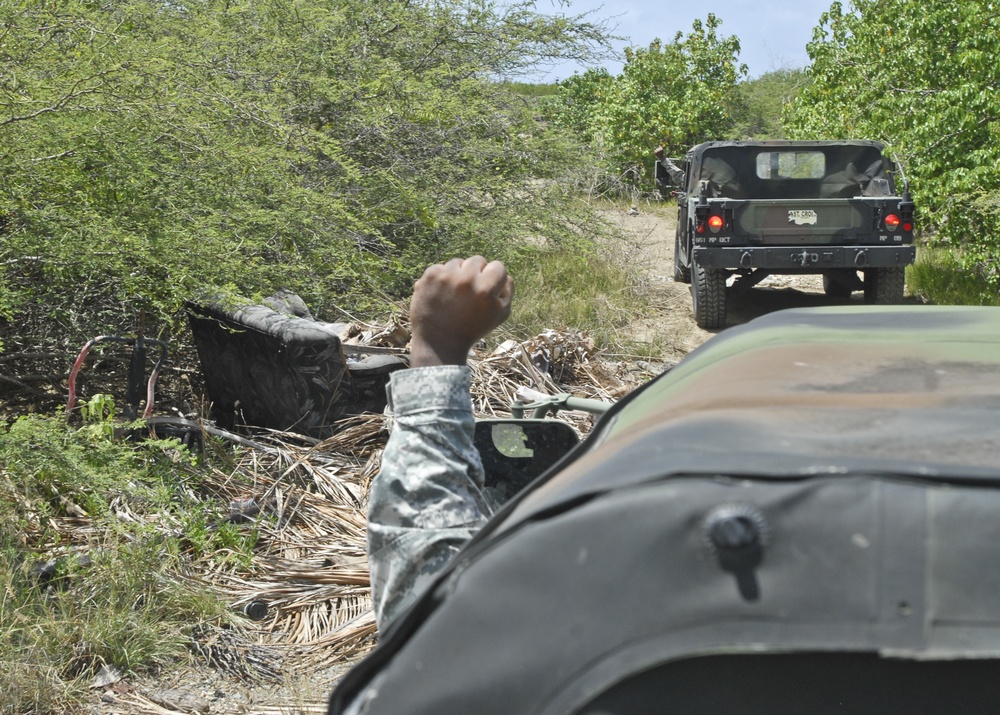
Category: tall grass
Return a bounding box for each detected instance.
[506,247,643,345]
[907,246,1000,306]
[0,411,226,714]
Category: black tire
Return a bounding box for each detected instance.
[673,233,691,284]
[863,267,906,304]
[692,264,727,329]
[823,271,855,298]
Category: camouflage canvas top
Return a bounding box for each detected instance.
[502,305,1000,529]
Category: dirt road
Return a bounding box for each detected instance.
[605,202,895,362]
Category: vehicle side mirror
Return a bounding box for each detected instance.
[474,419,580,504]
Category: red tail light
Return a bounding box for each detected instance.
[884,214,900,230]
[902,222,913,232]
[708,215,724,232]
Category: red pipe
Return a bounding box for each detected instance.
[67,335,167,419]
[66,336,111,414]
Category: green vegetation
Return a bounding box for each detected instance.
[538,23,808,192]
[504,82,560,98]
[0,401,228,712]
[730,68,811,140]
[784,0,1000,303]
[506,236,646,347]
[544,14,746,191]
[907,247,1000,307]
[0,0,615,348]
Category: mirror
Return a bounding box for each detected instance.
[474,419,580,505]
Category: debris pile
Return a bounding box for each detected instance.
[50,324,663,682]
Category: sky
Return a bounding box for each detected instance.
[534,0,838,82]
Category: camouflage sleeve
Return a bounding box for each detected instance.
[367,365,493,631]
[660,156,685,185]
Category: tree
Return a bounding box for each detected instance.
[730,68,810,140]
[546,14,746,190]
[542,67,614,144]
[784,0,1000,295]
[0,0,615,351]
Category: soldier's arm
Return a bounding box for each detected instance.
[366,257,514,631]
[654,145,685,186]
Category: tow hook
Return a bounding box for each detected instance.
[792,251,819,267]
[739,251,753,269]
[854,250,869,268]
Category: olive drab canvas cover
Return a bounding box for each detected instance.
[685,139,895,200]
[329,306,1000,715]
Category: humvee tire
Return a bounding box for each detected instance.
[863,266,905,304]
[692,264,726,329]
[822,271,855,298]
[674,233,691,284]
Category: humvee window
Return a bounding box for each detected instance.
[755,151,825,180]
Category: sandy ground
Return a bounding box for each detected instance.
[600,205,714,361]
[602,201,894,363]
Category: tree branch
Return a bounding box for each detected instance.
[29,150,76,163]
[0,372,50,395]
[0,70,114,129]
[927,115,998,152]
[2,256,45,265]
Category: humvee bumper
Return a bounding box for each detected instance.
[693,245,916,271]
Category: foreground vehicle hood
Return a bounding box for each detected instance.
[329,305,1000,715]
[503,305,1000,525]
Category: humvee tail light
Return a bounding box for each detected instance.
[899,191,915,233]
[884,213,900,231]
[708,215,724,232]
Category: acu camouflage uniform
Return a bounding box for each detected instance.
[659,155,684,185]
[367,365,493,631]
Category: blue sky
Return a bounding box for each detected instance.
[535,0,837,82]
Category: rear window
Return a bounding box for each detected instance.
[755,151,825,180]
[695,144,889,199]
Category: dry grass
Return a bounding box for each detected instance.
[211,328,649,666]
[27,325,654,700]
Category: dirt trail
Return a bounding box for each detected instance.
[600,206,712,362]
[603,203,878,363]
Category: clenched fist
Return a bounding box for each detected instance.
[409,256,514,367]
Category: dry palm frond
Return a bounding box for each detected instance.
[45,325,653,678]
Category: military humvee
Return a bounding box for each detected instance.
[660,140,916,329]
